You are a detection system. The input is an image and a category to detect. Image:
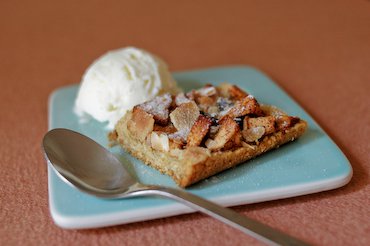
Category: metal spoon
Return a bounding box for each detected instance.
[42,128,309,246]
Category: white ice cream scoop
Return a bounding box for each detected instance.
[75,47,180,129]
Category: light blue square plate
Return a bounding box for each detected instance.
[47,66,352,229]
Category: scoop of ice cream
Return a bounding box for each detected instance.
[74,47,180,129]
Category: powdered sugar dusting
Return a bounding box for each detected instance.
[168,128,188,141]
[175,92,191,106]
[138,93,172,118]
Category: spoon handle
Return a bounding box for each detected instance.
[131,184,309,246]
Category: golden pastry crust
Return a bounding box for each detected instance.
[113,83,308,187]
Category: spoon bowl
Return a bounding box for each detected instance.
[43,128,309,246]
[43,129,137,197]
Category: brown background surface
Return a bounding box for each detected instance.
[1,0,369,245]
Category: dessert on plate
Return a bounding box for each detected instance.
[111,83,307,187]
[73,46,307,188]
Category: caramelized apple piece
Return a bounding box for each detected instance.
[205,116,239,151]
[217,83,233,98]
[244,116,276,135]
[187,115,212,147]
[137,93,172,125]
[196,96,216,108]
[169,138,185,149]
[228,85,248,100]
[276,116,300,131]
[127,107,155,141]
[222,96,263,119]
[153,124,177,134]
[222,127,242,150]
[217,83,248,100]
[169,101,200,140]
[242,126,265,143]
[260,104,286,117]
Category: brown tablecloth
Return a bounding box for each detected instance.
[1,0,369,245]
